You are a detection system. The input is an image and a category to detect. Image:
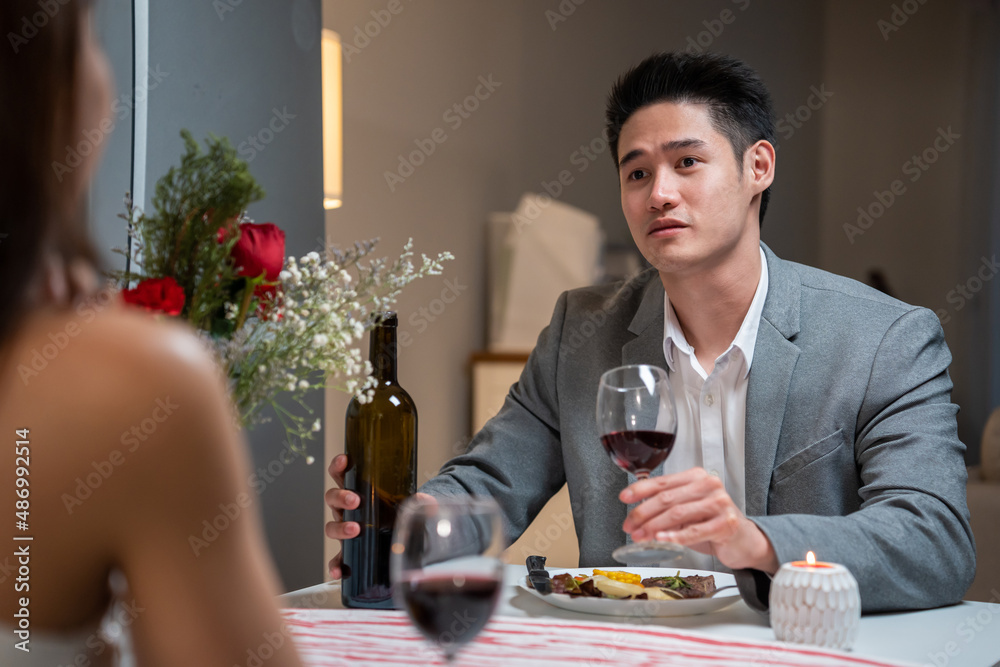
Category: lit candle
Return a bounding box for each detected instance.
[769,551,861,650]
[791,551,834,568]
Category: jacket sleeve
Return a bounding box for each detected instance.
[419,292,570,546]
[741,307,976,613]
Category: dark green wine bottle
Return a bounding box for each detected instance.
[342,312,417,608]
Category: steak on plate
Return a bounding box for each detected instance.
[640,574,716,599]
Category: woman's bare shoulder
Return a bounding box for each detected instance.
[7,301,233,445]
[33,300,219,383]
[5,302,250,532]
[82,302,220,380]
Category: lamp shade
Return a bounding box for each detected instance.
[322,29,342,209]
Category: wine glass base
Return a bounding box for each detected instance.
[612,541,685,566]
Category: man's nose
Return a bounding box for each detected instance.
[647,169,680,211]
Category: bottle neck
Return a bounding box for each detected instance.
[369,323,398,383]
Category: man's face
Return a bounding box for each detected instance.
[617,101,768,280]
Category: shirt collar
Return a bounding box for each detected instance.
[662,247,769,379]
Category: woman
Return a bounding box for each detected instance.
[0,2,304,665]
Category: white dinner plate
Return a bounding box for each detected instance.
[519,567,741,617]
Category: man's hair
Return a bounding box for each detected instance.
[605,52,776,225]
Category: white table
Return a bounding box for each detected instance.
[280,565,1000,667]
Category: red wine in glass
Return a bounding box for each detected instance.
[596,364,684,564]
[399,574,502,652]
[392,496,504,664]
[600,430,676,478]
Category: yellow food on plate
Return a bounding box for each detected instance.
[592,569,642,585]
[540,569,719,601]
[644,586,682,600]
[591,575,645,598]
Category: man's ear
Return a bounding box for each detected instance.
[746,140,776,195]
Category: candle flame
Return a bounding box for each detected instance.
[805,551,817,565]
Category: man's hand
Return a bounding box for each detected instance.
[620,467,778,574]
[325,454,360,580]
[325,454,436,580]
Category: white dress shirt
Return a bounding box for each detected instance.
[653,247,769,572]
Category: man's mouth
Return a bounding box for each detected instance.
[648,218,688,237]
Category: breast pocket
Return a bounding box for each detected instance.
[769,429,858,515]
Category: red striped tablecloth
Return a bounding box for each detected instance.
[280,608,920,667]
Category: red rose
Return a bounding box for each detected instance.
[121,277,185,316]
[230,222,286,291]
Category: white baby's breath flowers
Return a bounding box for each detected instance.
[214,237,452,458]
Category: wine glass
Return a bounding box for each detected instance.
[391,495,504,664]
[596,363,683,565]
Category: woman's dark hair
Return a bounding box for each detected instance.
[606,51,776,225]
[0,0,98,345]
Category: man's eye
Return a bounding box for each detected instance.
[628,169,646,181]
[679,157,697,168]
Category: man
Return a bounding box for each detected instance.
[326,52,975,612]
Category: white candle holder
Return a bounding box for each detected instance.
[769,556,861,650]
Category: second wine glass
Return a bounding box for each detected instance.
[596,363,684,565]
[391,495,504,664]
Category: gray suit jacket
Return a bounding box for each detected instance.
[422,244,975,612]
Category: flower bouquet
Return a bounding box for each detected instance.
[112,130,452,456]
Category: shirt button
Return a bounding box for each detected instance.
[704,394,715,406]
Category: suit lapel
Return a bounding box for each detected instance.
[744,244,801,516]
[622,272,666,368]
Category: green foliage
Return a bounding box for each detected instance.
[113,130,265,329]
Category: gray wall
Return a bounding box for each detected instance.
[91,0,326,592]
[818,0,998,458]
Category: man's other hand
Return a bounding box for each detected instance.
[620,467,778,574]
